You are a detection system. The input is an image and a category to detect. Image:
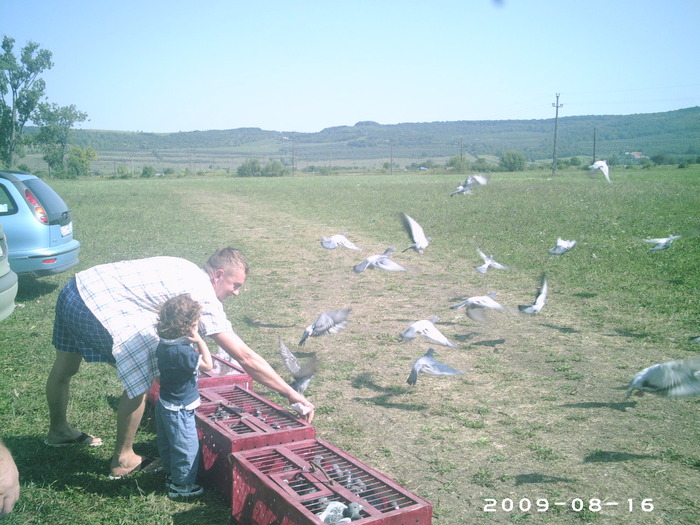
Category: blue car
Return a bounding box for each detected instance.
[0,171,80,277]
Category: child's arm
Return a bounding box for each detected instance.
[188,329,213,372]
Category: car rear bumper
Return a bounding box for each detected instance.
[0,268,18,321]
[9,240,81,277]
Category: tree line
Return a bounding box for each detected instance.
[0,35,94,177]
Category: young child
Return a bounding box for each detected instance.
[154,293,213,498]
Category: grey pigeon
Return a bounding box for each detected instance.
[626,358,700,398]
[321,233,362,251]
[401,316,456,348]
[299,308,351,346]
[518,274,548,315]
[278,337,317,393]
[401,213,431,254]
[316,501,348,523]
[642,235,682,251]
[343,502,364,520]
[588,160,610,183]
[407,348,464,385]
[548,237,576,255]
[353,247,406,273]
[450,291,509,323]
[449,174,486,196]
[449,179,472,196]
[475,248,509,274]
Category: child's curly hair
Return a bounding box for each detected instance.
[156,294,202,340]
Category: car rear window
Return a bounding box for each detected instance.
[0,186,18,215]
[23,179,70,222]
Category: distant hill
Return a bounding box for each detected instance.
[61,106,700,173]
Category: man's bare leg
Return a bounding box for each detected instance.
[109,391,151,477]
[45,350,102,445]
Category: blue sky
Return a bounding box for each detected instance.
[2,0,699,133]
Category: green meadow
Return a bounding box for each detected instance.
[1,166,699,524]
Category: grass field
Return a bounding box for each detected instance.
[1,166,699,524]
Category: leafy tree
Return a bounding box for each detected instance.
[499,150,526,172]
[64,146,96,178]
[261,159,288,177]
[236,158,261,177]
[141,165,156,178]
[446,155,468,172]
[32,102,87,173]
[650,154,666,166]
[0,36,53,167]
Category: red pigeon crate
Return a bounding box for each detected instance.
[229,438,432,525]
[147,354,253,404]
[196,385,316,501]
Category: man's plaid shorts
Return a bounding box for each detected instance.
[52,277,115,363]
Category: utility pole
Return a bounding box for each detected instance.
[551,93,562,176]
[592,127,597,164]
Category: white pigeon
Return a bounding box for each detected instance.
[299,308,351,346]
[641,235,682,251]
[626,358,700,398]
[400,316,456,348]
[450,292,509,323]
[589,160,610,183]
[518,274,548,315]
[353,247,406,273]
[278,337,317,393]
[321,233,362,251]
[548,238,576,255]
[407,348,464,385]
[401,213,431,254]
[467,174,488,186]
[475,248,509,274]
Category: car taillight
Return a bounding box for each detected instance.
[24,189,48,224]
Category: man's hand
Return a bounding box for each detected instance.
[0,442,20,518]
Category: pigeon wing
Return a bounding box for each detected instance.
[374,256,407,271]
[314,309,351,335]
[335,235,361,251]
[279,338,302,376]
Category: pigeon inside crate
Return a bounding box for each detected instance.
[195,388,316,501]
[147,354,253,404]
[231,438,433,524]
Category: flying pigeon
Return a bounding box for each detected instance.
[518,274,548,315]
[467,174,488,186]
[589,160,610,183]
[450,292,509,323]
[321,233,362,251]
[299,308,351,346]
[401,213,431,254]
[641,235,682,251]
[475,248,509,274]
[278,337,317,393]
[407,348,464,385]
[353,247,406,273]
[548,238,576,255]
[400,316,457,348]
[449,179,472,196]
[625,358,700,398]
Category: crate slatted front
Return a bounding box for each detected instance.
[230,438,432,524]
[195,385,316,500]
